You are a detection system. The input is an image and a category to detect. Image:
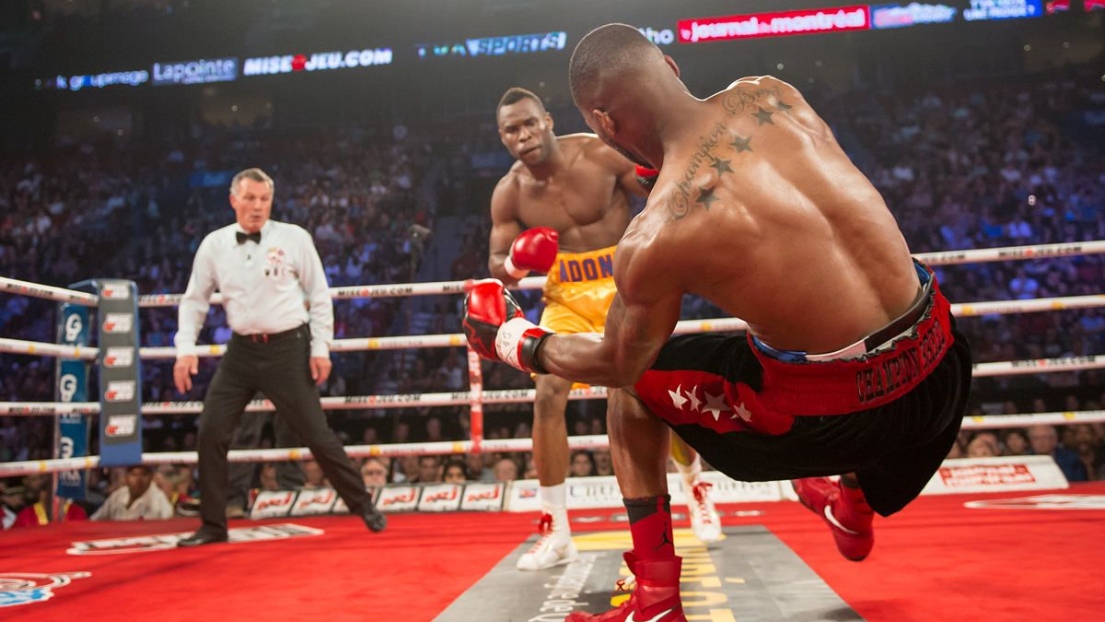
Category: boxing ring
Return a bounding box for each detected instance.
[3,240,1105,622]
[3,239,1105,478]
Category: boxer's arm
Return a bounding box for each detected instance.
[487,179,525,285]
[596,142,654,199]
[539,286,681,388]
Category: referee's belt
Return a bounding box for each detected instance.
[232,325,305,344]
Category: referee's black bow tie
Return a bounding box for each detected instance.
[236,231,261,245]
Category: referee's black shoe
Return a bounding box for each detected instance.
[362,506,387,532]
[177,527,229,547]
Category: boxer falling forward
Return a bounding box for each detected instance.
[466,26,972,621]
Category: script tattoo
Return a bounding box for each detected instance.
[669,123,728,220]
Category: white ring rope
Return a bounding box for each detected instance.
[2,347,1105,419]
[0,276,98,305]
[3,349,1105,419]
[3,294,1104,361]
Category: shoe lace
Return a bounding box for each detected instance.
[525,513,556,554]
[614,576,637,593]
[692,482,714,519]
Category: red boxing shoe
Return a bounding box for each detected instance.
[566,554,686,622]
[792,477,874,561]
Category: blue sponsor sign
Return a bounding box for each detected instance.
[152,57,238,86]
[871,3,957,28]
[962,0,1043,21]
[55,304,90,500]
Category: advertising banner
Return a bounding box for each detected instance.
[678,5,871,44]
[94,280,142,466]
[962,0,1044,21]
[55,304,90,500]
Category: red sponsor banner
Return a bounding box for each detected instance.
[678,5,870,43]
[938,463,1037,488]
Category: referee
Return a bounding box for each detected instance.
[173,168,385,547]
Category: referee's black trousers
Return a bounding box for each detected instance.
[196,325,370,532]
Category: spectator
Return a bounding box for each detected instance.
[1028,424,1087,482]
[417,455,443,484]
[1001,429,1031,456]
[91,465,174,521]
[493,457,519,482]
[569,451,597,478]
[442,459,468,483]
[966,433,1001,458]
[360,457,390,488]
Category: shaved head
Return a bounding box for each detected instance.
[569,23,664,110]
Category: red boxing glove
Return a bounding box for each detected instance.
[635,165,659,191]
[504,227,559,279]
[462,279,553,374]
[463,279,524,362]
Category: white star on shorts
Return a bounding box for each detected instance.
[731,402,753,422]
[702,391,730,421]
[668,385,688,409]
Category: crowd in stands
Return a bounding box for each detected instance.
[2,68,1104,525]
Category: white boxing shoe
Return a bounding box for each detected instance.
[688,481,722,544]
[517,512,578,571]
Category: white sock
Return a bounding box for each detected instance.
[672,454,702,491]
[540,484,569,532]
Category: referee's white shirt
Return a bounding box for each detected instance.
[174,220,333,358]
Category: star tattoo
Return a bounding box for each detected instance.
[709,156,733,175]
[753,106,775,125]
[730,135,752,153]
[697,187,719,209]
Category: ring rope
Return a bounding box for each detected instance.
[3,352,1104,419]
[0,276,98,305]
[3,294,1104,361]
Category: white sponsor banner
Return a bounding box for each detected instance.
[104,415,137,438]
[99,284,131,300]
[671,471,785,505]
[376,485,420,513]
[921,455,1068,495]
[249,491,296,518]
[68,524,322,555]
[964,494,1105,511]
[460,483,505,511]
[102,313,133,333]
[104,380,136,401]
[417,484,463,512]
[290,489,338,516]
[507,471,787,513]
[103,347,134,368]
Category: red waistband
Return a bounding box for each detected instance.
[747,282,954,416]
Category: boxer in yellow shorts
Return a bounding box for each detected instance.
[486,87,722,573]
[540,246,617,335]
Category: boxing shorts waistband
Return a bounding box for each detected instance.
[549,245,617,286]
[747,261,953,416]
[232,324,306,344]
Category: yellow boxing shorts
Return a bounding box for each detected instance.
[539,245,617,335]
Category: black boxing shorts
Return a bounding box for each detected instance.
[631,261,972,515]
